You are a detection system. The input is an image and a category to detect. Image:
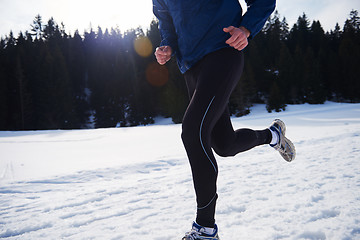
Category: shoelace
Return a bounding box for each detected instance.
[183,230,200,240]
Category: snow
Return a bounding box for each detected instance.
[1,102,360,240]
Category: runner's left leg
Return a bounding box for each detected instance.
[182,48,245,227]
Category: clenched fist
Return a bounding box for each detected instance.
[154,46,172,65]
[223,26,250,51]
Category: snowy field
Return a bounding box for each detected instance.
[1,102,360,240]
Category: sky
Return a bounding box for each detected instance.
[0,0,359,38]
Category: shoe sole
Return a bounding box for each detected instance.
[279,136,296,162]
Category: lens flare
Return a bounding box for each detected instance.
[134,36,153,57]
[146,62,169,87]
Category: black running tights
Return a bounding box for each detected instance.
[181,47,271,228]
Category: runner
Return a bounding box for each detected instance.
[153,0,295,239]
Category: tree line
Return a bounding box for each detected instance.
[0,10,359,130]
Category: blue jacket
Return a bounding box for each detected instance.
[153,0,276,73]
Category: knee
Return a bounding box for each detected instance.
[212,143,235,157]
[181,123,198,146]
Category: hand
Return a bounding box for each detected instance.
[223,26,250,51]
[154,46,172,65]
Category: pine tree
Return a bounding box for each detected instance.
[230,62,256,116]
[277,42,294,103]
[30,14,44,40]
[267,81,286,112]
[6,31,16,46]
[68,30,90,128]
[309,20,325,56]
[43,17,59,40]
[291,45,305,103]
[280,17,289,41]
[0,46,8,129]
[339,10,360,101]
[303,47,325,104]
[288,13,310,52]
[263,11,283,65]
[344,10,360,36]
[245,39,266,101]
[15,57,26,129]
[1,31,22,129]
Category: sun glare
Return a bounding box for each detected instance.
[134,36,153,57]
[146,62,169,87]
[48,0,154,34]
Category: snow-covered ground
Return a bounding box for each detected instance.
[1,102,360,240]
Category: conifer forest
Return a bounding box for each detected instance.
[0,10,359,130]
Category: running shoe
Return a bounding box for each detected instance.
[269,119,296,162]
[182,222,220,240]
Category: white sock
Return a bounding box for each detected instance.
[269,128,279,145]
[195,222,215,235]
[203,226,215,235]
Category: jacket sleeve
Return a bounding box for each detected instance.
[152,0,178,52]
[241,0,276,38]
